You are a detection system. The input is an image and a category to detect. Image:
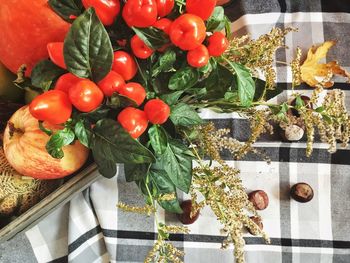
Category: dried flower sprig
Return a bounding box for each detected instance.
[276,89,350,156]
[117,202,155,216]
[117,177,188,263]
[225,27,297,89]
[182,128,270,263]
[196,118,272,163]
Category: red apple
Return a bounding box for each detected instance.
[3,106,89,179]
[0,0,70,76]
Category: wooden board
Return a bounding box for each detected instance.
[0,163,100,242]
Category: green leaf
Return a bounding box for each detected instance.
[315,106,325,113]
[152,49,176,77]
[206,7,226,32]
[92,151,117,178]
[64,8,113,82]
[322,114,333,124]
[224,16,232,37]
[91,119,155,165]
[170,103,203,127]
[38,121,53,136]
[198,61,213,74]
[205,63,235,99]
[46,128,75,159]
[78,106,110,123]
[106,93,138,109]
[74,119,91,147]
[159,198,183,213]
[281,102,289,113]
[132,27,170,49]
[228,62,255,107]
[148,125,168,155]
[124,163,150,182]
[48,0,83,23]
[149,169,182,213]
[160,91,184,106]
[158,139,193,193]
[168,67,199,90]
[295,95,305,109]
[253,78,284,101]
[31,60,66,91]
[224,91,239,101]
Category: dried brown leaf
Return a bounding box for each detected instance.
[300,41,350,88]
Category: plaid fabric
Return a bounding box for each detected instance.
[26,0,350,262]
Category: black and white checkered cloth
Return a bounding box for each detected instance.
[26,0,350,262]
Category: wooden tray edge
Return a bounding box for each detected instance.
[0,163,100,243]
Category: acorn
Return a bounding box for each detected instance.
[247,216,263,235]
[177,200,200,225]
[290,183,314,203]
[248,190,269,210]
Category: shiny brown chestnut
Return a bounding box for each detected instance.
[177,200,200,225]
[248,190,269,210]
[290,183,314,203]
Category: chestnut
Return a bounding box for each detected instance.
[177,200,200,225]
[247,216,263,236]
[290,183,314,203]
[290,95,312,117]
[248,190,269,210]
[284,125,304,141]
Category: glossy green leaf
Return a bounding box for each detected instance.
[124,163,150,182]
[48,0,83,23]
[64,8,113,82]
[160,91,184,106]
[149,169,182,213]
[158,139,193,193]
[132,27,170,49]
[168,67,199,90]
[46,128,75,159]
[106,93,138,109]
[31,60,66,91]
[92,151,117,178]
[78,106,110,123]
[253,78,284,101]
[74,119,91,147]
[228,62,255,107]
[206,7,226,32]
[148,125,168,155]
[205,63,235,99]
[91,119,155,165]
[152,49,177,77]
[170,103,203,127]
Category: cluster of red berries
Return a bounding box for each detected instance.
[30,0,228,139]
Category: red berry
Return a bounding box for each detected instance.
[144,99,170,124]
[118,82,146,106]
[187,44,209,68]
[97,71,125,97]
[117,107,148,139]
[207,32,229,57]
[130,35,154,59]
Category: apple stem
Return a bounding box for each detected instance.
[8,121,24,138]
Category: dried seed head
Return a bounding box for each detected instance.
[247,216,264,236]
